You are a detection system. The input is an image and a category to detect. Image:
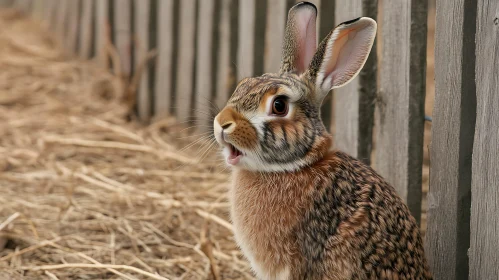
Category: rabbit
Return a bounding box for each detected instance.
[213,2,433,279]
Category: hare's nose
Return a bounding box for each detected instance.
[221,121,235,132]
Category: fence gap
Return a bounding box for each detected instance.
[470,0,498,278]
[333,0,377,164]
[424,0,476,278]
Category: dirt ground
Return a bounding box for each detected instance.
[0,3,436,279]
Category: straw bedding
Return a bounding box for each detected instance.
[0,9,250,280]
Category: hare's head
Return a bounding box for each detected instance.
[214,2,376,172]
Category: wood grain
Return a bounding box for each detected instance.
[237,0,255,80]
[333,0,377,164]
[113,0,132,78]
[194,0,215,131]
[134,0,151,121]
[153,0,174,118]
[424,0,476,279]
[317,0,334,131]
[374,0,427,223]
[175,0,196,123]
[470,0,499,278]
[78,0,94,58]
[264,0,286,74]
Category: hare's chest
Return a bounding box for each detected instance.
[229,180,308,279]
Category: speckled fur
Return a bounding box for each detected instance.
[214,2,432,279]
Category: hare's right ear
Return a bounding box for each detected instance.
[306,17,377,102]
[279,2,317,74]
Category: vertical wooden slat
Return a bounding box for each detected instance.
[237,0,255,80]
[175,0,196,123]
[470,0,498,278]
[79,0,94,58]
[333,0,377,164]
[95,0,109,66]
[31,0,45,20]
[14,0,31,12]
[317,0,335,131]
[194,0,215,130]
[54,0,68,44]
[43,0,56,28]
[134,0,151,121]
[114,0,132,78]
[425,0,476,278]
[154,0,174,118]
[66,0,80,54]
[374,1,427,222]
[264,0,286,73]
[215,0,233,109]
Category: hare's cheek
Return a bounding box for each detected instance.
[230,121,258,150]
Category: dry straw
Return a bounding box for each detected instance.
[0,8,252,279]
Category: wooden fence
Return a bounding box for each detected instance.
[2,0,498,279]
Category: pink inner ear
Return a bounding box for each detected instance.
[295,9,317,73]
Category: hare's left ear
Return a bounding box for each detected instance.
[280,2,317,74]
[306,17,377,101]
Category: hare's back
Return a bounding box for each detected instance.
[295,151,432,279]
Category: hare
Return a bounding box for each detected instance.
[213,2,432,279]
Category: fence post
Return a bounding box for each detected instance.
[194,0,215,130]
[79,0,93,59]
[263,0,286,74]
[95,0,109,66]
[215,0,237,109]
[237,0,255,80]
[469,0,499,278]
[333,0,377,164]
[175,0,196,123]
[424,0,476,279]
[114,0,132,79]
[374,0,427,223]
[134,0,151,121]
[154,0,174,118]
[65,0,80,55]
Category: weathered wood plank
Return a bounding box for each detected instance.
[154,0,174,118]
[95,0,109,66]
[374,0,427,223]
[134,0,151,121]
[174,0,196,123]
[114,0,132,78]
[333,0,377,164]
[65,0,80,54]
[424,0,476,279]
[79,0,94,58]
[13,0,31,12]
[317,0,335,131]
[264,0,286,74]
[31,0,45,20]
[215,0,233,109]
[194,0,215,130]
[470,0,499,278]
[237,0,255,80]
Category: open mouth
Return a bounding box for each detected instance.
[226,144,243,165]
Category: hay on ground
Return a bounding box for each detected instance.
[0,9,251,280]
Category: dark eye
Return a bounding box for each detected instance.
[272,97,288,116]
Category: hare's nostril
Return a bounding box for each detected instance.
[222,122,234,130]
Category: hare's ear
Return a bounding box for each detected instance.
[279,2,317,74]
[307,17,377,100]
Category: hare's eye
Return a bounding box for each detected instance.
[272,97,288,116]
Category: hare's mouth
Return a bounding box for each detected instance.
[226,143,243,165]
